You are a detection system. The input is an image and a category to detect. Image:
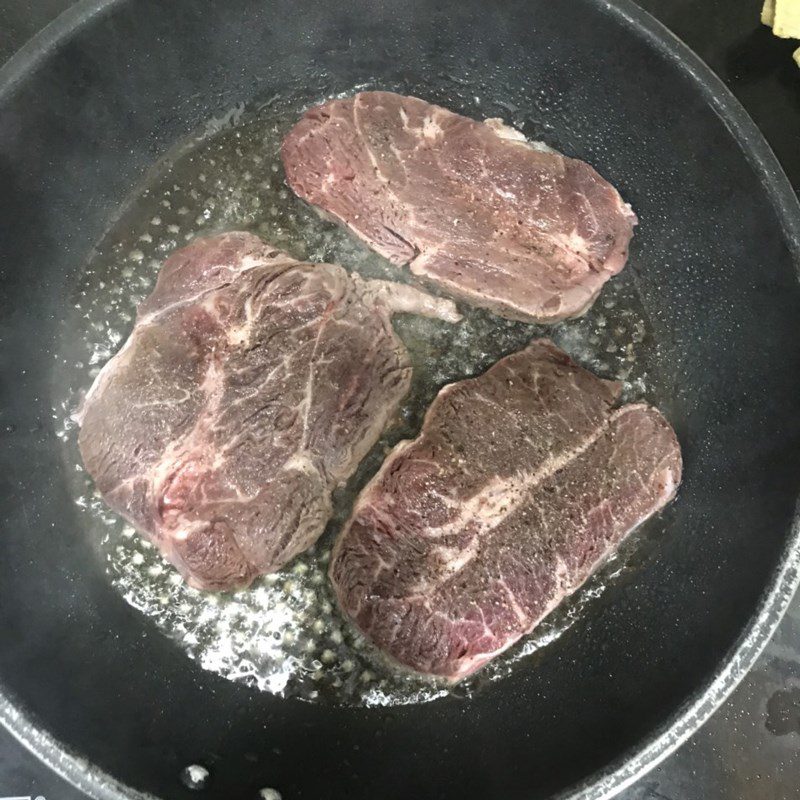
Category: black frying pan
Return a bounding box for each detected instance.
[1,1,800,799]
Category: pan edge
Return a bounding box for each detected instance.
[558,9,800,800]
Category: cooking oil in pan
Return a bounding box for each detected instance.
[53,87,662,706]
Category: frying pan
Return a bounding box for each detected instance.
[1,0,800,798]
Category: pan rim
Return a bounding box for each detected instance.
[561,1,800,797]
[1,1,799,799]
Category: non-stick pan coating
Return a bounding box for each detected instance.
[1,1,799,799]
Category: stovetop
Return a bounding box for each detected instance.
[0,1,799,798]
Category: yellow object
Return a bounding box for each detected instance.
[763,0,800,67]
[763,0,800,38]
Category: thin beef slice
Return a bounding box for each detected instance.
[77,232,459,590]
[282,91,637,323]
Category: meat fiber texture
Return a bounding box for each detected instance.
[282,91,637,323]
[330,340,682,681]
[77,232,459,590]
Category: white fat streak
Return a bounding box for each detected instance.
[484,117,528,143]
[431,472,532,541]
[282,452,320,476]
[493,187,518,201]
[422,115,444,139]
[484,117,557,153]
[359,276,461,322]
[225,293,257,347]
[657,466,680,503]
[551,229,592,257]
[420,414,618,592]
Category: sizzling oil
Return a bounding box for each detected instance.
[53,89,663,706]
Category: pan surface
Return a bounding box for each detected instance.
[1,0,800,799]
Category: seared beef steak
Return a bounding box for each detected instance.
[78,232,459,590]
[330,340,681,680]
[282,91,637,323]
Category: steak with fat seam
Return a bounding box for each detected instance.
[330,340,681,680]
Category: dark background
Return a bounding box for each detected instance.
[0,1,799,798]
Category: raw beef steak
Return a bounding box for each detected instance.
[78,232,459,590]
[282,91,637,323]
[330,340,681,680]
